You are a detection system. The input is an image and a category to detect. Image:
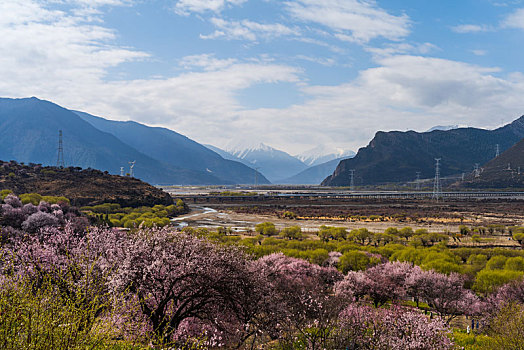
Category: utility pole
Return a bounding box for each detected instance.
[56,130,65,168]
[349,169,355,191]
[415,172,421,190]
[432,158,442,201]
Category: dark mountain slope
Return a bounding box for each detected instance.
[0,97,224,185]
[322,116,524,186]
[75,111,270,185]
[459,137,524,188]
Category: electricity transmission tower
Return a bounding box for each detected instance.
[432,158,442,200]
[120,167,124,176]
[415,172,421,190]
[495,144,500,158]
[128,161,136,177]
[474,164,480,177]
[56,130,65,168]
[349,169,355,191]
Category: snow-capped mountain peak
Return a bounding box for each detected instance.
[296,145,355,166]
[225,141,275,159]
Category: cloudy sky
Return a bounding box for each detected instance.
[2,0,524,154]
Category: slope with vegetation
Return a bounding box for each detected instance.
[0,160,173,207]
[460,137,524,188]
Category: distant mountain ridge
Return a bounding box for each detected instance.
[280,156,354,184]
[0,97,269,185]
[323,116,524,186]
[295,145,355,166]
[75,111,269,185]
[222,141,308,182]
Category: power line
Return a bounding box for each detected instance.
[432,158,442,201]
[56,130,64,168]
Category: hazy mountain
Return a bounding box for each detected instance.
[0,97,263,185]
[76,112,270,185]
[295,145,355,166]
[323,116,524,186]
[280,156,353,185]
[223,141,308,182]
[459,137,524,189]
[204,144,246,163]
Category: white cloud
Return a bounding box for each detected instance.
[201,18,299,41]
[472,49,488,56]
[284,0,410,43]
[174,0,246,15]
[179,54,237,71]
[366,42,439,59]
[222,55,524,153]
[2,0,524,155]
[502,8,524,29]
[295,55,336,66]
[0,0,148,100]
[451,24,492,33]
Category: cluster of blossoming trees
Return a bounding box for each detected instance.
[1,193,523,348]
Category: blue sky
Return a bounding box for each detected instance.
[1,0,524,154]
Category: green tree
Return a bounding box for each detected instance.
[398,227,414,240]
[486,256,508,270]
[255,222,278,236]
[513,233,524,246]
[338,251,374,274]
[280,226,303,240]
[473,269,524,294]
[489,303,524,349]
[505,257,524,272]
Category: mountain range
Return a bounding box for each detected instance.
[279,156,354,185]
[295,145,355,167]
[221,141,308,182]
[0,97,269,185]
[206,142,355,183]
[323,116,524,186]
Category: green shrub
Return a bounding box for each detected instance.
[255,222,278,236]
[0,276,120,349]
[473,269,524,294]
[338,250,377,273]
